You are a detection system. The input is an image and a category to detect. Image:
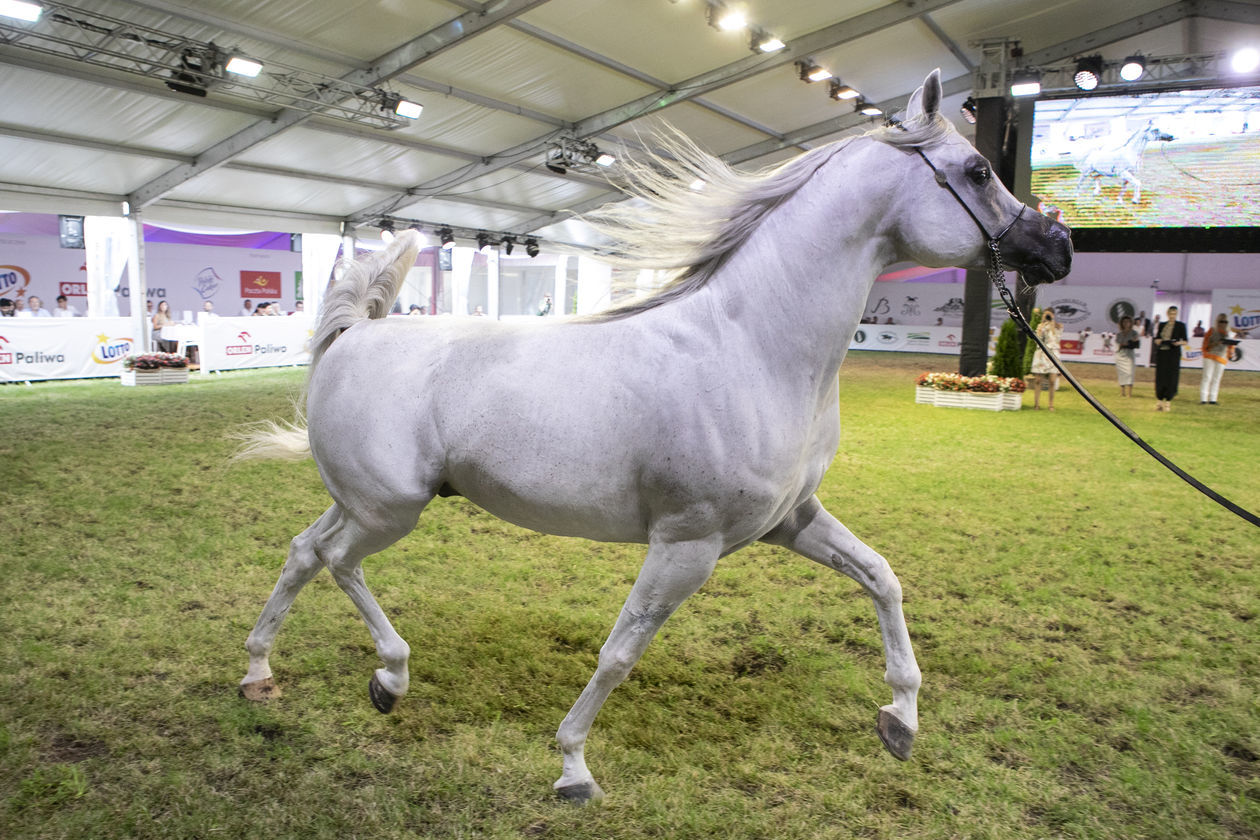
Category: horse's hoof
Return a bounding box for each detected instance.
[368,673,398,714]
[877,708,916,761]
[239,677,281,702]
[554,780,605,805]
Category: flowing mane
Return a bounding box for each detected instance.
[582,113,954,321]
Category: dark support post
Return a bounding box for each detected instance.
[959,96,1010,376]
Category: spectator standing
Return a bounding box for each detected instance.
[1152,305,1189,411]
[1192,320,1205,338]
[1199,313,1238,405]
[241,299,253,317]
[1113,314,1140,398]
[152,300,176,352]
[1030,308,1064,410]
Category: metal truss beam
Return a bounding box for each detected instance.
[126,0,550,209]
[346,0,970,224]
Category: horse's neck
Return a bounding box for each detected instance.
[682,141,894,377]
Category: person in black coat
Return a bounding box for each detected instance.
[1152,305,1189,411]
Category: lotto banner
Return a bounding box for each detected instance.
[1210,289,1260,338]
[0,318,135,382]
[200,316,314,372]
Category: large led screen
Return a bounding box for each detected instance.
[1029,86,1260,231]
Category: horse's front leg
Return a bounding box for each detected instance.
[240,506,336,700]
[554,535,721,804]
[762,496,921,760]
[1124,170,1141,203]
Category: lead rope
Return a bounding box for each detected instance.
[985,243,1259,528]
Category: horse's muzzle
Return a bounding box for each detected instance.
[999,209,1073,285]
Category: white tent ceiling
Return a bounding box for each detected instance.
[1,0,1258,248]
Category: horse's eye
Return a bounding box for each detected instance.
[970,165,991,185]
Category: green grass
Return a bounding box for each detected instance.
[1,355,1256,840]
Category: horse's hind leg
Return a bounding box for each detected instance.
[554,535,721,804]
[240,505,338,701]
[763,496,921,761]
[315,506,421,713]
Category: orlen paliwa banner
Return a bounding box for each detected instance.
[200,316,313,372]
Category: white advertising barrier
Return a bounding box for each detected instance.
[846,324,1260,371]
[1210,289,1260,338]
[862,283,1154,332]
[200,316,314,373]
[0,318,136,382]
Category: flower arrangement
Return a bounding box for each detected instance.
[122,352,188,371]
[916,371,1026,393]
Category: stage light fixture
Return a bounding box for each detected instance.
[827,79,859,101]
[595,152,616,167]
[438,227,455,248]
[796,60,831,83]
[1009,68,1041,97]
[378,219,395,243]
[1073,55,1103,91]
[225,55,263,77]
[476,232,493,253]
[0,0,42,22]
[706,3,746,32]
[960,96,977,124]
[1231,47,1259,74]
[525,238,540,258]
[750,30,784,53]
[378,91,423,119]
[502,235,516,255]
[854,99,882,117]
[165,47,217,97]
[1119,55,1145,81]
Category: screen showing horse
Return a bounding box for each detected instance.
[1029,85,1260,230]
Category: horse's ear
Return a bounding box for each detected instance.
[905,69,943,124]
[921,69,942,118]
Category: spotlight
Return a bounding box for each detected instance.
[1009,68,1041,97]
[1231,47,1260,74]
[225,55,263,77]
[0,0,42,22]
[524,238,540,258]
[960,96,977,124]
[1119,55,1145,82]
[796,60,832,83]
[854,99,882,117]
[595,152,616,167]
[1073,55,1103,91]
[706,3,746,32]
[750,30,784,53]
[165,48,217,97]
[378,91,423,119]
[438,227,455,248]
[828,79,859,101]
[544,147,567,175]
[378,218,395,242]
[502,235,516,256]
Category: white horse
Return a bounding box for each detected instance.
[1075,124,1174,204]
[237,70,1072,803]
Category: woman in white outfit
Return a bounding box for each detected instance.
[1113,314,1139,398]
[1199,313,1237,404]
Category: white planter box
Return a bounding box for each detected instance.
[121,368,190,386]
[914,386,1020,411]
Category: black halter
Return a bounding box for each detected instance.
[911,139,1259,528]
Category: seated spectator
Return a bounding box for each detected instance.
[53,295,80,317]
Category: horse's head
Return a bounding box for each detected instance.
[1147,126,1175,143]
[884,70,1072,286]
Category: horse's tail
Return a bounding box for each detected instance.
[233,230,422,463]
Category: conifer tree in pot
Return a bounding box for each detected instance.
[989,318,1024,378]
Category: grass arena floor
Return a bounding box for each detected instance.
[1,352,1256,840]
